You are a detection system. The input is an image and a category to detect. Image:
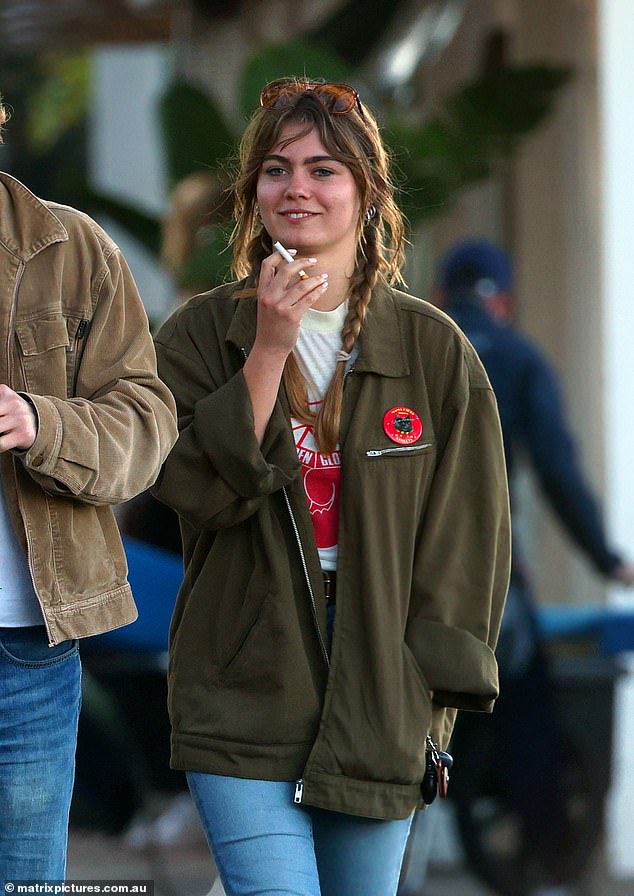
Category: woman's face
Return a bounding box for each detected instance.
[256,124,361,270]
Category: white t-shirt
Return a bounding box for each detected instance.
[292,303,349,571]
[0,480,43,626]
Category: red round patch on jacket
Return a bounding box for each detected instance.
[383,406,423,445]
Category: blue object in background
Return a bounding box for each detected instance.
[89,537,182,653]
[539,604,634,655]
[600,611,634,655]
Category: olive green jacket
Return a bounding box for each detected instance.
[0,172,178,644]
[152,280,511,820]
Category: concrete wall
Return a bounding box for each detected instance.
[89,43,174,324]
[423,0,613,608]
[599,0,634,875]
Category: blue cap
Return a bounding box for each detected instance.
[439,239,513,295]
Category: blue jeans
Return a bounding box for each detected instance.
[188,772,413,896]
[0,626,81,883]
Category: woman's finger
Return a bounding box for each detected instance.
[290,273,329,309]
[264,250,317,285]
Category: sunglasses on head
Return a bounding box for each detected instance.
[259,79,364,117]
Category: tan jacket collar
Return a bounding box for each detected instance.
[0,171,68,261]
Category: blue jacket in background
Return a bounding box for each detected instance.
[448,300,620,576]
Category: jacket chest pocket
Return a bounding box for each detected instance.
[359,440,436,512]
[365,442,433,458]
[15,315,87,396]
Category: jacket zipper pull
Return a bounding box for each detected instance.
[71,318,89,353]
[293,779,304,804]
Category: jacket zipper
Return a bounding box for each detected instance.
[241,346,331,805]
[68,317,89,395]
[290,364,360,804]
[76,318,89,341]
[239,346,330,670]
[70,317,89,353]
[6,262,57,646]
[5,262,23,388]
[294,779,305,804]
[283,487,330,669]
[366,442,432,458]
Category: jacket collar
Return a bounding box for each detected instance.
[353,283,409,378]
[226,281,409,378]
[0,171,68,261]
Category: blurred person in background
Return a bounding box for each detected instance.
[150,78,511,896]
[438,237,634,628]
[0,96,177,883]
[437,237,634,889]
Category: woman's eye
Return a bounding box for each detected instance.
[313,168,334,177]
[263,166,287,177]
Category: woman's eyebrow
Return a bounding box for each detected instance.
[261,154,340,164]
[304,155,339,164]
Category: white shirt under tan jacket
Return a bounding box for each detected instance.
[0,171,177,644]
[0,479,42,626]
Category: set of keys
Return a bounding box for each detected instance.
[421,735,453,805]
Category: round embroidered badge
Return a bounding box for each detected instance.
[383,406,423,445]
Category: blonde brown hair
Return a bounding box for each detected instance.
[0,98,7,143]
[231,82,406,454]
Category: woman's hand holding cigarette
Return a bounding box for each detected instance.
[273,241,310,280]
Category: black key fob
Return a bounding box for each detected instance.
[422,751,439,804]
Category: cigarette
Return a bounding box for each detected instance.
[273,241,309,280]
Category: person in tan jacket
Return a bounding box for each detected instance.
[0,97,177,883]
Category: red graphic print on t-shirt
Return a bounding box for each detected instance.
[292,418,341,550]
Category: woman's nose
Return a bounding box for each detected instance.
[285,173,311,198]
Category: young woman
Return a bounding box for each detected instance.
[152,78,511,896]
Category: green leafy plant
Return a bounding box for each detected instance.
[386,63,571,224]
[0,52,89,203]
[26,54,90,152]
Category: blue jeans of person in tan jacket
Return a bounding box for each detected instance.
[0,627,80,882]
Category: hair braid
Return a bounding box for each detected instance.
[313,224,381,454]
[244,229,272,280]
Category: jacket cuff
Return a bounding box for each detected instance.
[19,393,62,476]
[405,617,499,712]
[194,370,300,497]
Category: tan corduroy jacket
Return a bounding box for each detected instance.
[0,171,177,644]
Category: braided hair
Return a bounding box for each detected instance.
[231,85,406,454]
